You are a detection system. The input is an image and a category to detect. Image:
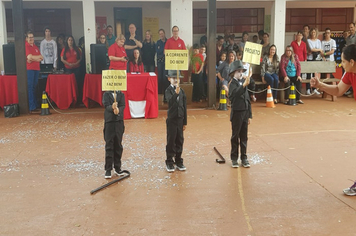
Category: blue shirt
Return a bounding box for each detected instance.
[107,35,116,47]
[286,60,296,77]
[156,38,167,63]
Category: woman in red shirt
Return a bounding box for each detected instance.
[61,35,82,103]
[108,34,128,70]
[129,48,144,73]
[191,44,204,102]
[311,44,356,196]
[25,31,43,112]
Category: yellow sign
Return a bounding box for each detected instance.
[102,70,127,91]
[165,49,189,70]
[143,17,159,42]
[243,42,263,65]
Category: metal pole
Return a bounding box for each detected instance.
[12,0,28,114]
[207,0,217,108]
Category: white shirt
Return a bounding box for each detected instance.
[321,39,337,61]
[307,39,321,61]
[40,39,57,68]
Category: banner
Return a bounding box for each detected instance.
[96,16,107,39]
[243,42,263,65]
[102,70,127,91]
[143,17,159,42]
[165,49,189,70]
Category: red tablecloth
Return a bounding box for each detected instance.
[0,75,18,109]
[45,74,77,109]
[83,73,158,119]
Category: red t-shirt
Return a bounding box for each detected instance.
[129,62,144,73]
[192,53,204,73]
[342,72,356,100]
[61,48,82,69]
[291,40,307,62]
[25,41,41,70]
[108,43,127,70]
[164,37,186,50]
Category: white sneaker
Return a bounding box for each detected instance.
[306,89,311,95]
[314,90,320,95]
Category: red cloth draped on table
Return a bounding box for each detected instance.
[45,74,78,109]
[0,75,19,108]
[82,73,158,119]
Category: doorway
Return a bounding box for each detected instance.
[114,8,142,40]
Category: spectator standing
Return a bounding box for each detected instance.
[217,50,236,95]
[124,23,143,62]
[108,34,128,70]
[25,31,43,112]
[225,35,239,53]
[307,28,323,95]
[61,36,83,103]
[40,27,57,69]
[261,45,279,104]
[310,44,356,196]
[106,25,116,47]
[56,34,65,70]
[258,30,265,44]
[321,28,337,62]
[261,33,271,57]
[280,45,303,104]
[129,48,144,73]
[216,35,225,64]
[97,34,110,69]
[191,44,204,102]
[200,28,207,46]
[141,30,156,72]
[239,31,249,51]
[252,35,258,43]
[291,31,307,62]
[156,29,168,95]
[164,26,186,50]
[346,22,356,46]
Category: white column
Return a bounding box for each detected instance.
[170,0,193,47]
[271,0,286,55]
[0,0,7,71]
[82,0,96,72]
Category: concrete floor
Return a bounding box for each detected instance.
[1,95,356,236]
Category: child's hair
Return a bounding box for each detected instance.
[193,43,200,50]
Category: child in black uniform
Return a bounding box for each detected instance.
[165,70,187,172]
[228,60,252,168]
[102,90,126,178]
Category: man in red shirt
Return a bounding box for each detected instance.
[108,34,128,70]
[164,26,186,50]
[25,31,43,112]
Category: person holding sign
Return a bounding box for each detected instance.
[165,70,187,172]
[228,60,252,168]
[164,26,186,50]
[108,34,128,70]
[102,90,126,179]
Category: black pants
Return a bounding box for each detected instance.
[166,118,184,165]
[192,72,204,102]
[230,110,249,161]
[65,67,83,104]
[104,121,124,171]
[284,76,301,100]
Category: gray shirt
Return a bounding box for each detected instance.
[346,33,356,46]
[261,55,279,76]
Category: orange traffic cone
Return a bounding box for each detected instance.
[266,85,275,108]
[217,89,228,111]
[40,91,51,116]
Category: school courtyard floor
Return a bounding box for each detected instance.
[1,94,356,236]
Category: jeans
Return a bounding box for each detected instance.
[264,73,279,99]
[27,70,39,111]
